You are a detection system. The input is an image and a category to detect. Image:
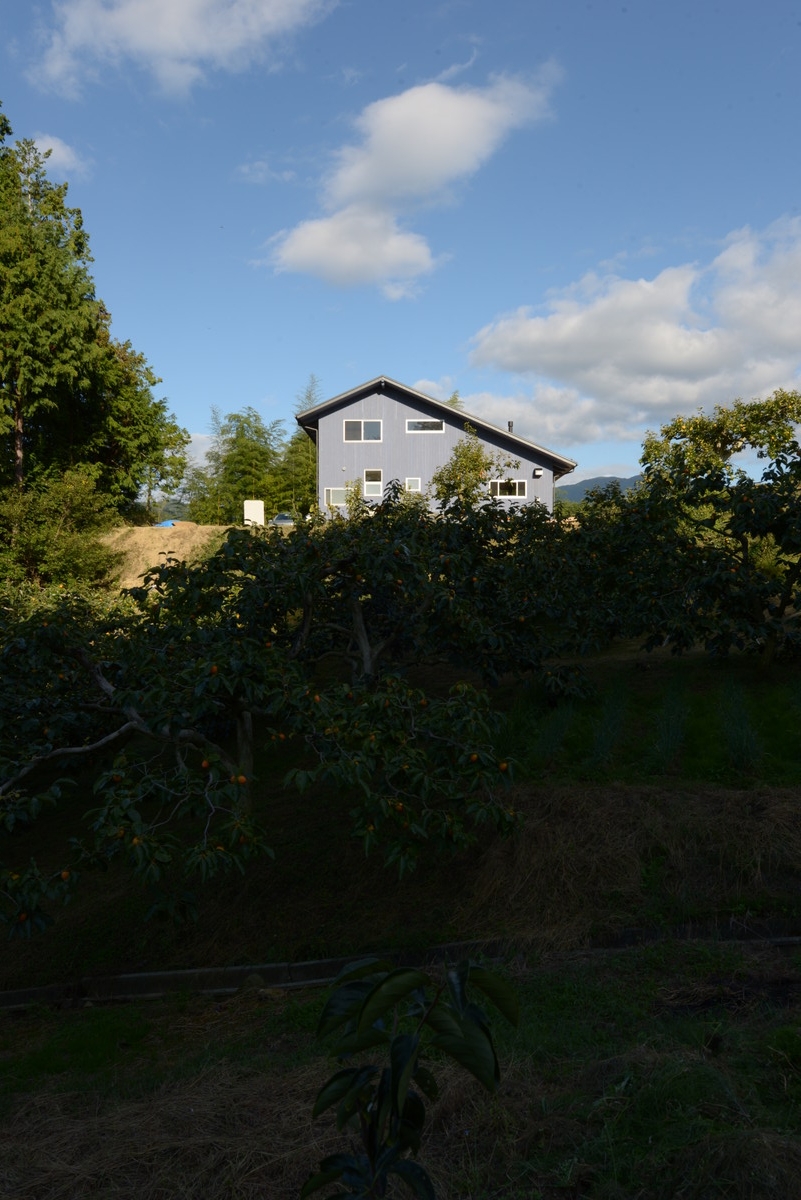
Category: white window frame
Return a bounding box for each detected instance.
[490,479,527,498]
[405,477,422,493]
[324,486,347,507]
[406,418,444,433]
[363,469,383,498]
[343,419,382,443]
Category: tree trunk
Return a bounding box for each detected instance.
[13,388,23,488]
[236,709,253,813]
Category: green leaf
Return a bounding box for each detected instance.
[389,1159,437,1200]
[333,957,394,985]
[318,980,375,1037]
[358,968,430,1032]
[397,1090,426,1154]
[300,1167,345,1198]
[431,1019,500,1092]
[390,1032,420,1116]
[446,961,469,1016]
[335,1027,392,1056]
[467,966,520,1026]
[424,1002,463,1041]
[373,1064,393,1146]
[300,1154,361,1198]
[412,1064,439,1102]
[312,1067,372,1119]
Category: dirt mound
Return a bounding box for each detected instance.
[102,523,229,591]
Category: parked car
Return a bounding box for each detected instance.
[270,512,295,527]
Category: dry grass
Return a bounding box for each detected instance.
[0,1060,333,1199]
[101,524,228,590]
[0,1050,502,1199]
[3,942,801,1200]
[0,1038,552,1200]
[463,783,801,950]
[663,1131,801,1199]
[2,778,799,993]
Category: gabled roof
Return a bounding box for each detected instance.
[296,376,577,478]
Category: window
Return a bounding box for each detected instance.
[405,477,421,492]
[490,479,527,498]
[344,419,382,442]
[406,418,444,433]
[364,469,382,497]
[324,487,347,506]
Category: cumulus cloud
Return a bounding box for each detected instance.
[273,205,435,297]
[271,66,560,297]
[470,217,801,443]
[33,132,90,176]
[32,0,334,95]
[413,376,456,400]
[325,75,551,209]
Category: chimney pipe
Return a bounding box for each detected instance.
[508,420,514,433]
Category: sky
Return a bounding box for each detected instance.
[2,0,801,481]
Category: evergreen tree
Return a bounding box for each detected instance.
[268,374,320,515]
[273,426,317,516]
[0,104,188,507]
[0,117,100,488]
[295,373,321,414]
[185,407,285,524]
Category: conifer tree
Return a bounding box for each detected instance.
[0,104,188,507]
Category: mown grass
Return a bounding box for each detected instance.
[1,941,800,1198]
[500,649,801,787]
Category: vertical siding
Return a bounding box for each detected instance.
[316,386,556,511]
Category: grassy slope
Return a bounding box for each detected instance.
[2,644,800,992]
[2,646,801,1197]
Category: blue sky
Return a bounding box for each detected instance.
[2,0,801,480]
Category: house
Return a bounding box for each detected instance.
[295,376,576,512]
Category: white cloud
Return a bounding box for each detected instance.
[435,48,479,83]
[236,159,295,185]
[271,67,561,297]
[470,217,801,443]
[33,132,90,176]
[273,205,436,297]
[326,74,552,209]
[413,376,456,400]
[33,0,335,95]
[188,432,212,466]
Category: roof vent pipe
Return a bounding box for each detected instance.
[508,421,514,433]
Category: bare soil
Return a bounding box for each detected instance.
[102,523,229,591]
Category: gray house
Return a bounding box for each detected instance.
[296,376,576,512]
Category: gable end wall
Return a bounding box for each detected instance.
[316,387,556,511]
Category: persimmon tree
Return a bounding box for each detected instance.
[639,389,801,657]
[304,957,519,1199]
[11,438,793,937]
[0,494,536,932]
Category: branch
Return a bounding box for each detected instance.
[290,593,315,659]
[0,721,139,797]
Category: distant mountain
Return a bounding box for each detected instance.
[556,474,642,502]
